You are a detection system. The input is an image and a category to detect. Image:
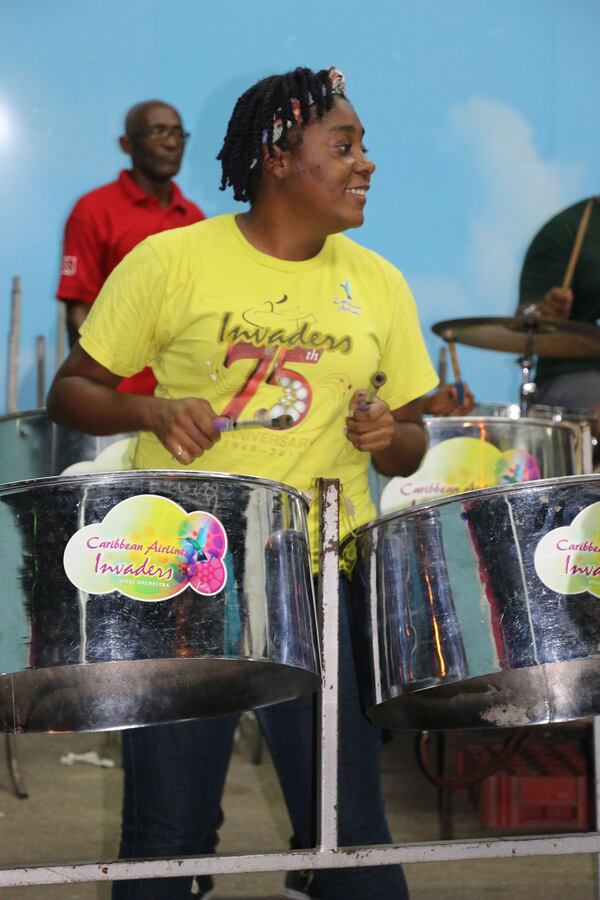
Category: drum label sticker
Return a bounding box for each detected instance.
[380,437,541,513]
[534,501,600,597]
[63,494,228,602]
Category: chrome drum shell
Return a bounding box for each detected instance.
[345,475,600,731]
[472,403,596,475]
[379,416,580,515]
[0,471,319,733]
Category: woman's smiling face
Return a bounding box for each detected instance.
[284,97,376,235]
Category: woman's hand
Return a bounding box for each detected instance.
[345,393,396,452]
[150,397,221,465]
[346,394,428,477]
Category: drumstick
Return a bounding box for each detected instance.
[214,413,294,432]
[562,199,593,291]
[357,372,387,411]
[446,339,464,406]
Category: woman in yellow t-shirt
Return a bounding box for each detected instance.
[48,66,437,900]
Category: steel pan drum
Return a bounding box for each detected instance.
[345,475,600,731]
[0,471,319,733]
[379,416,579,514]
[0,409,134,483]
[471,403,595,476]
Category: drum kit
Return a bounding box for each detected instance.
[2,315,600,737]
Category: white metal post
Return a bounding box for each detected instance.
[316,477,340,851]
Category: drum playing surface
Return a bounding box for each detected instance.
[345,475,600,730]
[0,471,319,733]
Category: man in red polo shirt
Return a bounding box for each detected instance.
[56,99,205,394]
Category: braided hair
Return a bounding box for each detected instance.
[217,67,342,203]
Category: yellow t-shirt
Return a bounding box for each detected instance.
[80,214,437,563]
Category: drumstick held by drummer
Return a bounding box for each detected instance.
[445,336,465,405]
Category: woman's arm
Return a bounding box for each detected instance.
[47,344,221,464]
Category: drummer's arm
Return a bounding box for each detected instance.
[518,226,573,320]
[47,344,220,463]
[346,397,427,478]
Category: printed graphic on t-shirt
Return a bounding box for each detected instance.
[216,293,353,428]
[334,280,361,316]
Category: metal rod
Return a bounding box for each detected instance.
[517,354,536,418]
[214,414,293,432]
[316,477,340,851]
[36,335,46,409]
[6,275,21,414]
[358,371,387,411]
[3,833,600,887]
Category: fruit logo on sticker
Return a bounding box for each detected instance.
[534,501,600,598]
[63,494,228,602]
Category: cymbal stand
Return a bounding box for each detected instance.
[517,328,537,417]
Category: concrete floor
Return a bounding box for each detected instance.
[0,721,597,900]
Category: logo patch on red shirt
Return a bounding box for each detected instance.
[61,255,77,276]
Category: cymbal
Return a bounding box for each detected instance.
[432,316,600,358]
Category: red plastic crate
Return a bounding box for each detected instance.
[479,773,589,829]
[455,738,591,831]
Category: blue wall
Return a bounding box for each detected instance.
[1,0,599,410]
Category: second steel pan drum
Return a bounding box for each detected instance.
[379,415,580,514]
[0,471,319,733]
[471,403,596,476]
[344,475,600,731]
[0,409,135,483]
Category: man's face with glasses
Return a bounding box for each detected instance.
[120,103,189,183]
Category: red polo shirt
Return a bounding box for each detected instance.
[57,170,205,394]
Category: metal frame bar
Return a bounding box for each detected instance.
[1,477,599,891]
[3,835,600,888]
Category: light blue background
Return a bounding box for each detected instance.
[1,0,599,410]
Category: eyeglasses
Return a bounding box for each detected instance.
[129,124,190,143]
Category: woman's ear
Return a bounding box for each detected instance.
[261,144,292,182]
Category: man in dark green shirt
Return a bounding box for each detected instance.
[518,197,600,423]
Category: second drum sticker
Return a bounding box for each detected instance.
[534,501,600,597]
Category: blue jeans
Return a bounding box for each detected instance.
[112,576,409,900]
